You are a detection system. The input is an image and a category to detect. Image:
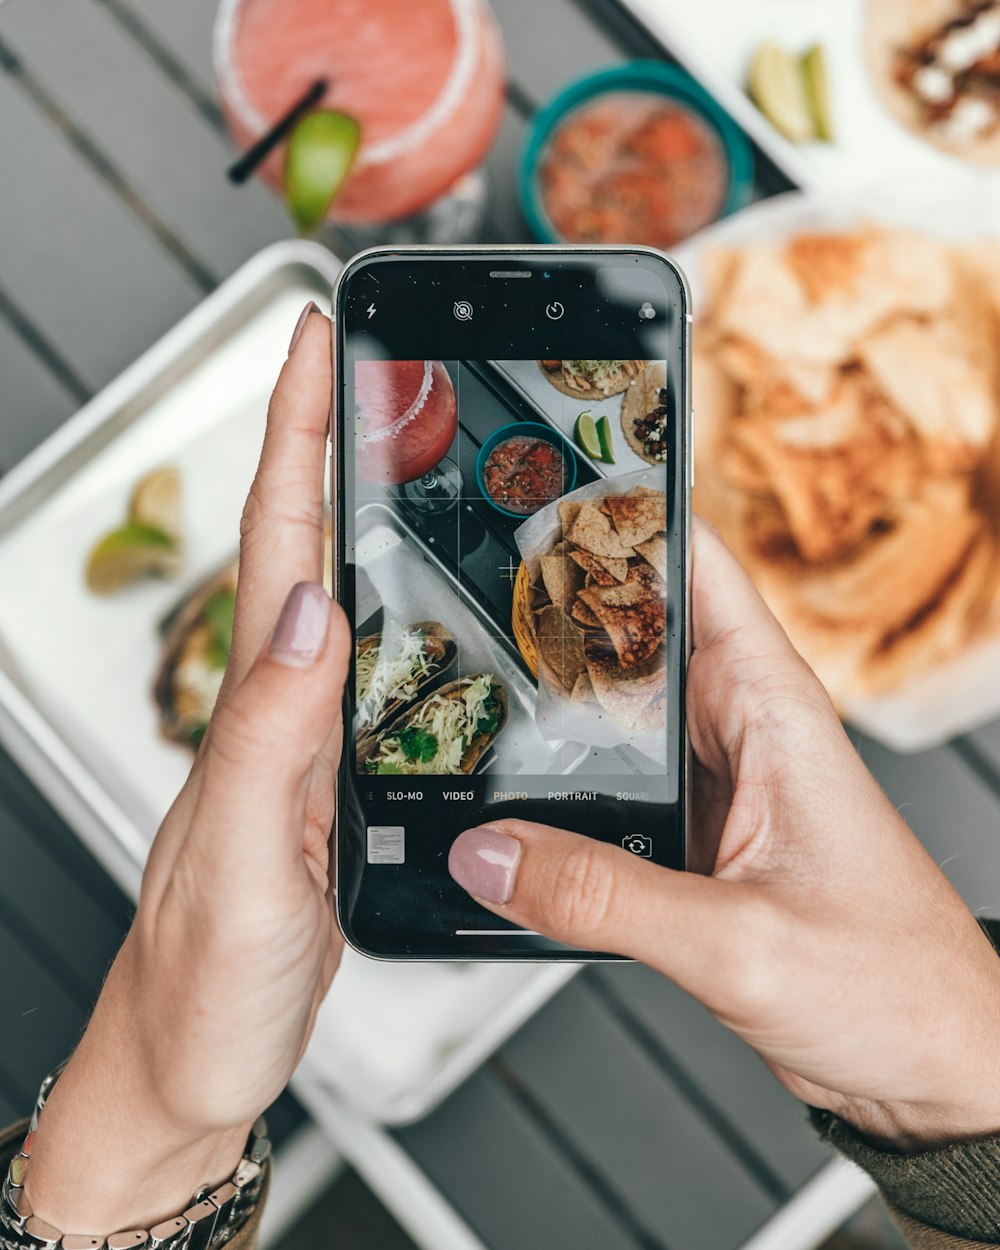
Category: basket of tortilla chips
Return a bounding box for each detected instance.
[514,470,669,756]
[679,189,1000,750]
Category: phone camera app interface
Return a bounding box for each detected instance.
[338,257,686,954]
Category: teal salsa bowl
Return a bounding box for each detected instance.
[519,61,755,245]
[475,422,578,519]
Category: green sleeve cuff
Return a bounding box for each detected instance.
[810,1108,1000,1243]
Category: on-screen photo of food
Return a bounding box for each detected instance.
[351,359,672,778]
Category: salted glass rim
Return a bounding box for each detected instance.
[357,360,444,446]
[212,0,481,168]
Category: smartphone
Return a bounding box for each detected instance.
[333,247,691,960]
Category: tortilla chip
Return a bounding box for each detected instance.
[540,553,585,612]
[858,318,997,470]
[860,530,992,694]
[625,557,667,601]
[606,492,667,548]
[571,599,601,627]
[717,336,836,410]
[571,671,595,702]
[537,605,587,691]
[730,374,917,563]
[635,536,668,578]
[568,502,634,559]
[586,645,665,728]
[569,548,628,583]
[558,500,582,533]
[741,494,800,566]
[715,229,954,366]
[578,578,666,668]
[779,480,978,630]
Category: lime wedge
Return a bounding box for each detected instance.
[749,39,815,143]
[802,44,834,142]
[595,415,615,464]
[86,522,180,594]
[129,466,181,542]
[574,411,602,460]
[285,110,361,234]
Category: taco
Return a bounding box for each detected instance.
[153,516,335,749]
[866,0,1000,163]
[358,674,508,775]
[538,359,644,399]
[356,620,456,733]
[621,363,669,464]
[154,561,238,748]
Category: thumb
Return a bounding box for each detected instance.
[192,581,350,871]
[448,818,745,1000]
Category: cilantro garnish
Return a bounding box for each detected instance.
[398,726,438,763]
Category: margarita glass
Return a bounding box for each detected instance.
[214,0,506,235]
[356,360,462,512]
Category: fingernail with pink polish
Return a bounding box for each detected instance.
[448,827,522,904]
[270,581,330,668]
[288,301,320,355]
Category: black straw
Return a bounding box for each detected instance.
[227,78,328,184]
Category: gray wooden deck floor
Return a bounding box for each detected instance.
[1,2,999,1248]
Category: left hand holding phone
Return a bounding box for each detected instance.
[24,307,351,1237]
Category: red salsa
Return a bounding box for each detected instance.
[483,436,566,515]
[539,91,729,249]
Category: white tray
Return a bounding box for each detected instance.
[0,239,579,1125]
[631,0,1000,194]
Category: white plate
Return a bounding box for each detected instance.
[673,185,1000,753]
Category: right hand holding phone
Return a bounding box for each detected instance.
[449,518,1000,1152]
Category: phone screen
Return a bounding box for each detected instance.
[334,249,689,959]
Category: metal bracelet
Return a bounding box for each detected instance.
[2,1065,269,1250]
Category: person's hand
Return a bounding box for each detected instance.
[449,518,1000,1153]
[26,306,349,1234]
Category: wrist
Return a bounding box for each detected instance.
[26,1091,249,1238]
[835,1094,1000,1153]
[23,940,252,1236]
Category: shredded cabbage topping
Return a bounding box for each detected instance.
[356,628,440,729]
[563,360,628,389]
[367,674,501,775]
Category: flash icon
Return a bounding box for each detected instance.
[366,303,376,319]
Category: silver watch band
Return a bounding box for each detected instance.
[0,1068,269,1250]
